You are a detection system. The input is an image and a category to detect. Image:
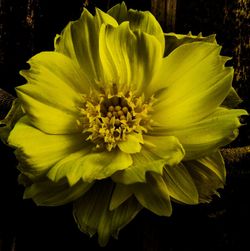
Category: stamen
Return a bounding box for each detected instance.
[115,119,121,126]
[122,107,128,114]
[120,115,126,120]
[79,90,153,151]
[117,110,123,117]
[107,112,113,118]
[108,106,114,112]
[115,105,121,111]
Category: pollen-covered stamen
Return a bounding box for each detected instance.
[101,97,131,122]
[78,91,153,151]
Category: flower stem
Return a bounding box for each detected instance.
[221,146,250,163]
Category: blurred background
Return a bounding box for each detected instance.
[0,0,249,250]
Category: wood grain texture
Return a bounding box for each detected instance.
[151,0,177,31]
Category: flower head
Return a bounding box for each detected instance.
[4,2,247,246]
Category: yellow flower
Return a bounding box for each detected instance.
[5,2,247,246]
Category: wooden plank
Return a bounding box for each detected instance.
[151,0,177,31]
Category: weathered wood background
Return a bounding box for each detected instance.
[0,0,249,250]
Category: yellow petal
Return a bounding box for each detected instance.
[8,116,85,178]
[164,163,199,204]
[73,180,142,246]
[99,21,162,94]
[109,183,133,210]
[143,134,185,165]
[54,8,117,82]
[185,151,226,203]
[16,90,80,134]
[107,2,128,23]
[108,2,165,54]
[159,108,247,160]
[132,172,172,216]
[118,133,143,153]
[24,178,92,206]
[149,42,233,127]
[164,32,216,56]
[153,68,233,128]
[17,52,89,134]
[20,51,92,94]
[112,148,166,184]
[48,149,132,185]
[95,8,118,27]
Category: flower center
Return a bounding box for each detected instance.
[78,89,153,151]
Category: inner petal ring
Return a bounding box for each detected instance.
[78,86,154,151]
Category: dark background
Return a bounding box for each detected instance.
[0,0,249,250]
